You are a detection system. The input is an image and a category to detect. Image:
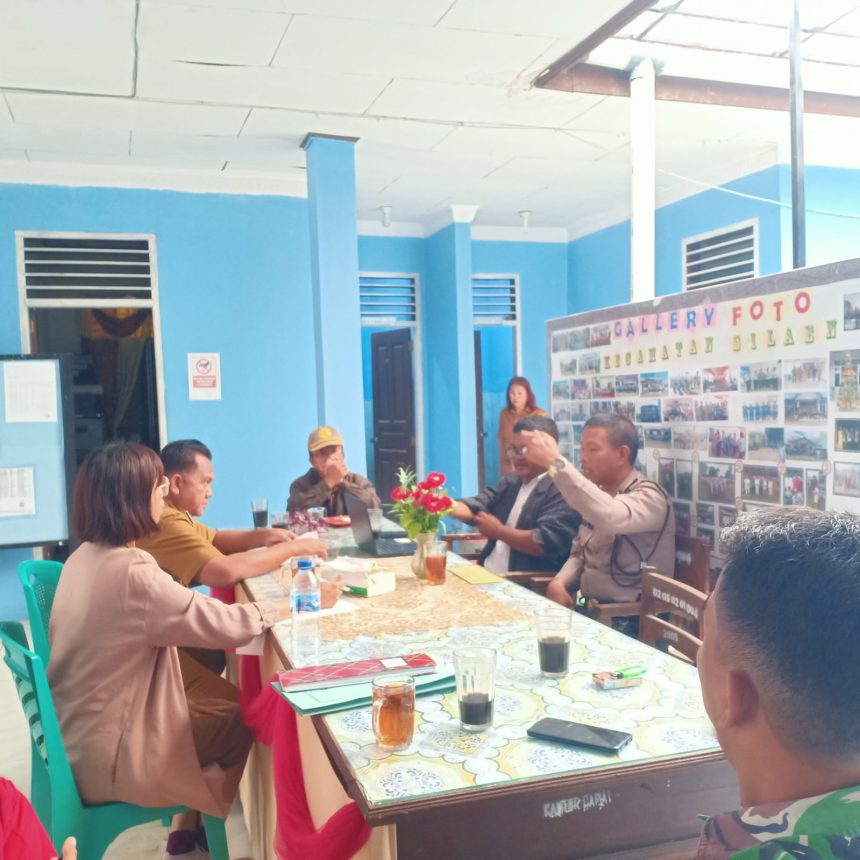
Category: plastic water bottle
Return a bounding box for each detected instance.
[290,557,320,667]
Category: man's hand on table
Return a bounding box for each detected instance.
[519,429,563,470]
[320,577,342,609]
[546,577,575,609]
[261,527,297,545]
[286,537,329,560]
[473,510,505,540]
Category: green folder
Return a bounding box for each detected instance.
[273,670,456,717]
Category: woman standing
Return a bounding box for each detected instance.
[497,376,546,476]
[47,442,336,852]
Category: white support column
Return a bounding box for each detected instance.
[630,57,656,303]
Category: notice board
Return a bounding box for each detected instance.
[0,354,75,548]
[547,258,860,577]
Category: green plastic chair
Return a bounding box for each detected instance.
[0,621,229,860]
[18,559,63,663]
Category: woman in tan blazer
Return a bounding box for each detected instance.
[47,443,304,854]
[497,376,547,477]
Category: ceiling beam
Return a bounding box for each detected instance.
[538,62,860,118]
[533,0,659,88]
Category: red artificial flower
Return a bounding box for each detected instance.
[437,495,452,509]
[417,479,431,490]
[424,471,446,488]
[391,486,409,501]
[423,495,443,513]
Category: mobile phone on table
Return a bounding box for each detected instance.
[527,717,632,752]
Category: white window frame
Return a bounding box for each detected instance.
[472,272,522,375]
[681,218,759,292]
[358,271,425,476]
[15,230,168,447]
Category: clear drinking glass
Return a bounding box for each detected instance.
[425,541,447,585]
[453,647,496,732]
[367,507,384,536]
[372,676,416,752]
[535,606,572,678]
[251,499,268,528]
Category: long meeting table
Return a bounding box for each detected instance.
[235,541,738,860]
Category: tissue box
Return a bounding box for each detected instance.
[318,558,396,597]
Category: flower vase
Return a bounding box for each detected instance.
[411,532,437,580]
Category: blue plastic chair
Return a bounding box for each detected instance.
[0,621,229,860]
[18,559,63,663]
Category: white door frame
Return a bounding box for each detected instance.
[15,230,168,447]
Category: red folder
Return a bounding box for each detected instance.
[277,653,436,693]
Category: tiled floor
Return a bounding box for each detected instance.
[0,622,254,859]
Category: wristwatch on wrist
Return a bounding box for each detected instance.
[547,457,567,477]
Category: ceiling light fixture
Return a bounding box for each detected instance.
[380,205,392,228]
[518,210,531,231]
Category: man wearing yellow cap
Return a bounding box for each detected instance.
[288,425,381,515]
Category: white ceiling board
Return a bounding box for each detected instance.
[369,78,593,128]
[281,0,454,25]
[0,0,135,95]
[829,8,860,36]
[431,125,612,159]
[668,1,790,27]
[138,3,290,65]
[137,57,390,113]
[437,0,636,39]
[642,15,790,56]
[243,109,454,151]
[480,154,624,186]
[4,93,249,136]
[142,0,292,10]
[0,95,13,125]
[563,95,631,134]
[272,16,553,85]
[803,62,860,96]
[0,149,26,161]
[130,132,300,163]
[0,124,130,156]
[24,150,231,172]
[802,32,860,66]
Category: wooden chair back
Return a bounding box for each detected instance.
[639,568,707,664]
[674,535,710,594]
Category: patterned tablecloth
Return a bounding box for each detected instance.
[245,560,719,812]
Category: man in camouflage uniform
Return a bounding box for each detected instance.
[696,508,860,858]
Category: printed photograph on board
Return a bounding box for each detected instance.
[552,379,571,400]
[783,358,826,390]
[570,378,592,400]
[696,503,715,527]
[553,405,572,423]
[782,468,805,505]
[805,469,827,510]
[833,462,860,497]
[640,371,669,396]
[615,373,639,396]
[844,292,860,332]
[698,461,736,504]
[636,399,662,423]
[552,331,570,353]
[740,361,781,392]
[702,366,738,394]
[697,526,716,552]
[674,426,708,452]
[573,424,585,445]
[580,352,601,374]
[611,400,636,420]
[673,501,691,536]
[830,350,860,412]
[747,427,784,461]
[570,329,589,351]
[695,396,729,422]
[568,401,590,421]
[718,506,737,528]
[593,376,615,399]
[835,418,860,453]
[784,428,828,460]
[669,370,701,395]
[587,323,612,348]
[676,459,694,500]
[663,397,695,422]
[658,458,676,496]
[741,395,780,423]
[708,427,747,459]
[560,356,578,377]
[784,392,828,424]
[645,427,672,448]
[741,465,781,504]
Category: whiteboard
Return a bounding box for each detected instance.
[0,355,74,548]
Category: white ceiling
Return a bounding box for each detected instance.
[1,0,858,238]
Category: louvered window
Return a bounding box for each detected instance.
[20,235,154,301]
[473,275,518,325]
[683,221,757,291]
[359,274,417,325]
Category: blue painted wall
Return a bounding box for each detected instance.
[567,220,631,313]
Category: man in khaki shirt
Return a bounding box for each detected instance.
[522,413,674,610]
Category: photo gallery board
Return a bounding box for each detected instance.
[546,258,860,577]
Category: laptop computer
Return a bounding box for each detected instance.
[343,492,416,557]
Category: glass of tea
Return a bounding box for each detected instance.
[251,498,268,529]
[453,647,496,732]
[371,677,416,752]
[425,541,448,585]
[535,606,572,678]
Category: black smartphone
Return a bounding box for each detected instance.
[527,717,632,752]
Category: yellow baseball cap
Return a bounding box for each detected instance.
[308,425,344,452]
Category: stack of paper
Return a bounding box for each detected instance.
[274,670,456,717]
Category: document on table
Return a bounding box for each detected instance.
[449,564,502,584]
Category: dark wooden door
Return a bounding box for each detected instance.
[371,328,416,501]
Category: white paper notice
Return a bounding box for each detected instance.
[3,361,57,422]
[0,467,36,517]
[188,353,222,401]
